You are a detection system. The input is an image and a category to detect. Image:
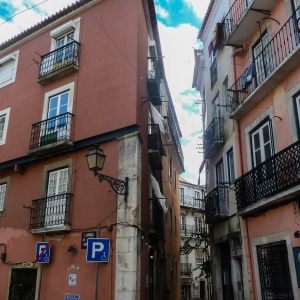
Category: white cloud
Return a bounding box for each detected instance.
[183,0,210,18]
[155,5,169,19]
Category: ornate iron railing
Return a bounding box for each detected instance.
[205,187,229,221]
[148,124,164,156]
[149,198,164,238]
[181,263,192,276]
[38,41,80,78]
[180,196,204,209]
[29,193,72,230]
[203,117,224,155]
[29,113,73,149]
[235,141,300,212]
[228,6,300,108]
[210,58,218,88]
[180,225,206,236]
[223,0,253,42]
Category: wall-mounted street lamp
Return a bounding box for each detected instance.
[86,145,129,201]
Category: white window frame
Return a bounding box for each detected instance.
[180,188,184,203]
[0,183,7,212]
[196,249,204,265]
[0,50,19,89]
[0,176,10,216]
[251,120,273,167]
[0,107,11,146]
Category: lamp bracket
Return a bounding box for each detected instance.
[94,171,128,201]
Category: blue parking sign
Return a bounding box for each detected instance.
[86,238,110,262]
[35,242,51,263]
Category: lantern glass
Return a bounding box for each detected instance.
[86,147,106,171]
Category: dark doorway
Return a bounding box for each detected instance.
[220,242,234,300]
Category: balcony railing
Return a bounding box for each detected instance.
[203,117,224,159]
[235,141,300,212]
[210,58,217,88]
[180,196,204,210]
[228,6,300,118]
[29,113,73,151]
[180,225,206,237]
[38,41,80,85]
[205,187,229,224]
[147,57,162,106]
[181,263,192,276]
[149,198,164,240]
[166,104,184,168]
[148,124,164,170]
[29,193,72,231]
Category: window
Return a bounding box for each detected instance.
[180,188,184,204]
[227,148,235,184]
[0,51,19,89]
[0,107,10,146]
[170,258,173,282]
[0,177,10,216]
[212,93,220,118]
[169,208,172,233]
[195,191,200,199]
[8,268,38,299]
[195,217,202,234]
[168,155,172,179]
[44,168,68,227]
[174,169,177,189]
[174,215,177,238]
[294,93,300,138]
[180,214,185,231]
[175,261,178,282]
[0,183,7,212]
[196,249,204,265]
[216,160,224,186]
[251,120,273,167]
[223,77,230,107]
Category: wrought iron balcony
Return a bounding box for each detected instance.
[223,0,278,46]
[148,124,164,170]
[181,263,192,276]
[147,57,162,106]
[180,225,206,237]
[228,6,300,120]
[203,117,224,159]
[29,193,72,233]
[210,58,217,89]
[205,187,229,224]
[149,198,164,240]
[165,103,184,169]
[28,113,74,154]
[180,196,204,210]
[37,41,80,85]
[235,141,300,214]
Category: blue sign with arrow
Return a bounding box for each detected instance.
[86,238,110,262]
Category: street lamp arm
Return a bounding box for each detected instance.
[94,171,129,201]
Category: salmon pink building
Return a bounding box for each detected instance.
[195,0,300,299]
[0,0,184,299]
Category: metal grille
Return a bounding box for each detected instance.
[235,141,300,211]
[29,193,72,230]
[210,58,218,88]
[203,117,224,155]
[29,113,73,149]
[257,241,294,300]
[228,5,300,108]
[180,196,204,209]
[180,224,206,237]
[39,41,80,78]
[180,263,192,275]
[205,187,228,223]
[8,268,37,300]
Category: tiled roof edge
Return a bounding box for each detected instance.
[198,0,215,40]
[0,0,94,51]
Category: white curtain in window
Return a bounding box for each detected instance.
[150,174,168,213]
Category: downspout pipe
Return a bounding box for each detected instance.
[232,51,255,300]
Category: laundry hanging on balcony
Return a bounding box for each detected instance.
[241,63,255,90]
[150,174,168,213]
[149,102,169,136]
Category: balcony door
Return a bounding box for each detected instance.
[55,32,75,67]
[45,168,68,228]
[195,217,202,234]
[216,160,227,214]
[44,91,69,143]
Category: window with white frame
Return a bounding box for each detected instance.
[195,217,202,233]
[227,148,235,184]
[180,214,185,230]
[195,191,200,199]
[195,249,204,265]
[216,160,224,186]
[0,183,7,212]
[251,120,273,167]
[0,107,10,146]
[0,51,19,89]
[180,188,184,203]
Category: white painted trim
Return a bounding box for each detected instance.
[0,50,19,89]
[252,231,299,300]
[42,82,75,120]
[0,107,11,146]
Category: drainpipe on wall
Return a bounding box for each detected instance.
[232,51,255,300]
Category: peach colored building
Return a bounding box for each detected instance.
[0,1,183,299]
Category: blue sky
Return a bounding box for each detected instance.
[0,0,210,184]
